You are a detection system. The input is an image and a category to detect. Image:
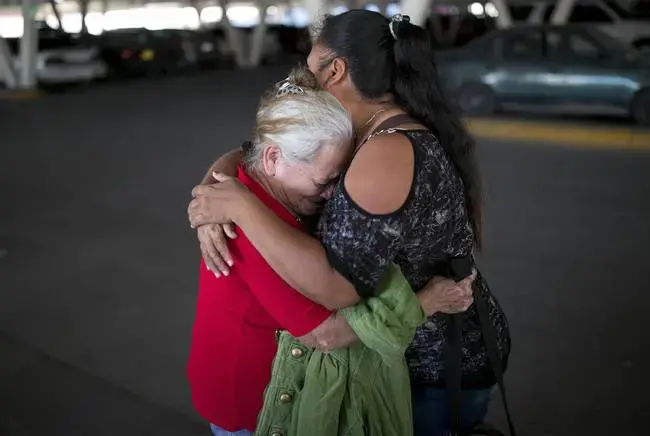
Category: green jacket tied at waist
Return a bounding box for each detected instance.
[254,264,425,436]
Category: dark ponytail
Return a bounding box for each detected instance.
[318,10,484,249]
[391,17,483,250]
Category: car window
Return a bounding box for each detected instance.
[498,30,544,60]
[545,29,605,60]
[568,32,603,58]
[545,30,564,56]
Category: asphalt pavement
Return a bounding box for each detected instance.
[1,68,649,436]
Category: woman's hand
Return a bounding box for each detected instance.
[417,271,476,316]
[297,313,358,352]
[197,224,237,276]
[188,173,251,228]
[189,172,250,276]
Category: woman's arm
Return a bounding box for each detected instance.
[190,176,475,315]
[230,195,359,310]
[223,133,415,309]
[299,273,475,351]
[200,148,242,185]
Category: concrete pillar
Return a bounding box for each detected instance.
[218,0,249,68]
[549,0,576,24]
[491,0,514,29]
[249,0,269,67]
[48,0,64,30]
[0,38,18,89]
[20,0,39,89]
[527,2,547,24]
[79,0,89,33]
[399,0,433,27]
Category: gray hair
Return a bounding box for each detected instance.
[244,69,353,168]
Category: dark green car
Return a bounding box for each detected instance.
[438,24,650,125]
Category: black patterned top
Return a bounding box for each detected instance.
[317,129,511,388]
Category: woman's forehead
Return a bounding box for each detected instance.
[307,44,333,70]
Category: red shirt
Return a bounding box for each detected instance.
[186,166,331,431]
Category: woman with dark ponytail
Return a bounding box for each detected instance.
[189,9,511,436]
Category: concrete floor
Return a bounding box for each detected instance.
[1,68,649,436]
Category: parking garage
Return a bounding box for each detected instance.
[1,2,650,436]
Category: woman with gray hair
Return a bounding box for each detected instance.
[187,68,353,436]
[187,68,473,436]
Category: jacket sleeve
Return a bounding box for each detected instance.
[340,264,425,364]
[232,231,332,337]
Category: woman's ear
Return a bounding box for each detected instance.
[261,144,282,176]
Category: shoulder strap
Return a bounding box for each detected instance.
[473,284,517,436]
[447,257,517,436]
[372,113,418,132]
[357,113,420,151]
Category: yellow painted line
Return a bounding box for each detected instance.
[466,118,650,150]
[0,90,44,100]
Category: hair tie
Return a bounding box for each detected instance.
[389,13,410,40]
[276,78,306,97]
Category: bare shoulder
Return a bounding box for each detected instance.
[344,132,415,215]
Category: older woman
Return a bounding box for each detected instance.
[187,68,473,436]
[189,10,511,436]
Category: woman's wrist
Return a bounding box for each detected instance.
[230,188,261,225]
[416,291,433,317]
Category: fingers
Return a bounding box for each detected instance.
[444,295,474,314]
[188,199,206,229]
[450,283,474,311]
[199,231,218,273]
[223,223,238,239]
[201,240,229,277]
[213,229,233,272]
[188,198,220,229]
[198,225,233,277]
[191,184,214,198]
[456,274,475,297]
[212,172,233,182]
[456,294,474,312]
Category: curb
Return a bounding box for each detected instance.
[466,118,650,150]
[0,90,45,100]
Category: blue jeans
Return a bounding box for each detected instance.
[412,387,492,436]
[209,423,252,436]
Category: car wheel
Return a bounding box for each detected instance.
[631,88,650,126]
[457,83,497,116]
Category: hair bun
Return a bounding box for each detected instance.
[285,67,320,91]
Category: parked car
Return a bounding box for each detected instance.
[0,44,107,87]
[36,46,107,85]
[437,24,650,125]
[97,28,227,78]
